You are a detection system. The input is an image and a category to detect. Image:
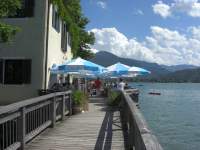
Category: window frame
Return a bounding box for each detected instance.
[52,5,60,32]
[8,0,35,18]
[67,32,71,47]
[0,58,32,85]
[0,59,4,84]
[61,22,68,52]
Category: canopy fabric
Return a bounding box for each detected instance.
[51,64,63,74]
[50,57,106,77]
[103,63,151,78]
[107,62,130,73]
[58,57,99,72]
[51,59,150,79]
[128,66,151,75]
[104,62,130,77]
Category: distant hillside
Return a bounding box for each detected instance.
[90,51,200,82]
[157,68,200,82]
[90,51,170,77]
[161,64,198,72]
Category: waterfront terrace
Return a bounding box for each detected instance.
[0,89,163,150]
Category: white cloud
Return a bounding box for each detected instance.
[189,2,200,17]
[90,28,155,63]
[97,1,107,9]
[134,9,144,15]
[150,26,187,48]
[90,27,200,66]
[90,48,99,53]
[153,1,172,18]
[188,26,200,40]
[153,0,200,18]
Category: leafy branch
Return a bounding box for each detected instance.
[51,0,95,59]
[0,0,21,42]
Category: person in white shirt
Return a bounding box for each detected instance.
[118,78,125,91]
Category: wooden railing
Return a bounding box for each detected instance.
[120,90,163,150]
[0,91,72,150]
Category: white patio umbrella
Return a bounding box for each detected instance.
[128,66,151,75]
[103,62,131,78]
[51,57,106,76]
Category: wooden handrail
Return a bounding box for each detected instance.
[0,90,71,116]
[0,90,72,150]
[121,90,163,150]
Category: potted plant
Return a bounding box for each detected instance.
[72,90,89,114]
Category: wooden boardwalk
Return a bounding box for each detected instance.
[25,97,127,150]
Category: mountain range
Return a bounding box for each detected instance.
[157,68,200,82]
[90,51,200,82]
[161,64,197,72]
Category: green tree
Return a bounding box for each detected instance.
[53,0,95,59]
[0,0,21,42]
[65,0,95,59]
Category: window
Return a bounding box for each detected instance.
[61,22,68,52]
[9,0,35,18]
[0,59,31,85]
[24,0,35,17]
[52,5,60,32]
[67,32,71,46]
[0,60,3,84]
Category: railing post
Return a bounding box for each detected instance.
[128,116,134,150]
[120,93,127,130]
[69,93,72,116]
[50,95,56,128]
[61,94,65,121]
[131,91,139,103]
[18,107,25,150]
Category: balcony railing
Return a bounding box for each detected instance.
[0,90,72,150]
[121,90,163,150]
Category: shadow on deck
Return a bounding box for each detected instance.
[90,100,128,150]
[25,97,127,150]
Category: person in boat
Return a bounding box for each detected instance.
[118,78,126,91]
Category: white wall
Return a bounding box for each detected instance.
[0,0,48,104]
[46,4,73,89]
[0,2,73,105]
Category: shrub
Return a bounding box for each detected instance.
[108,91,121,106]
[72,90,84,106]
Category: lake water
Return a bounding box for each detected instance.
[129,83,200,150]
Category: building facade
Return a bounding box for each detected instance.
[0,0,73,104]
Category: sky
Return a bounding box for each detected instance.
[81,0,200,66]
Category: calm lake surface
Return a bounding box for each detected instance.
[129,83,200,150]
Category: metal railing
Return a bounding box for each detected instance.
[121,90,163,150]
[0,91,72,150]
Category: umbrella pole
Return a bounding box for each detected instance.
[84,77,87,94]
[78,77,81,91]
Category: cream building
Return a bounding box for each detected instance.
[0,0,73,104]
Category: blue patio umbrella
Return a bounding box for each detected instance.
[51,64,63,74]
[51,57,106,77]
[92,64,107,77]
[50,64,79,75]
[128,66,151,75]
[58,57,99,72]
[104,62,131,77]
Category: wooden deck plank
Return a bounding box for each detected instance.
[25,97,126,150]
